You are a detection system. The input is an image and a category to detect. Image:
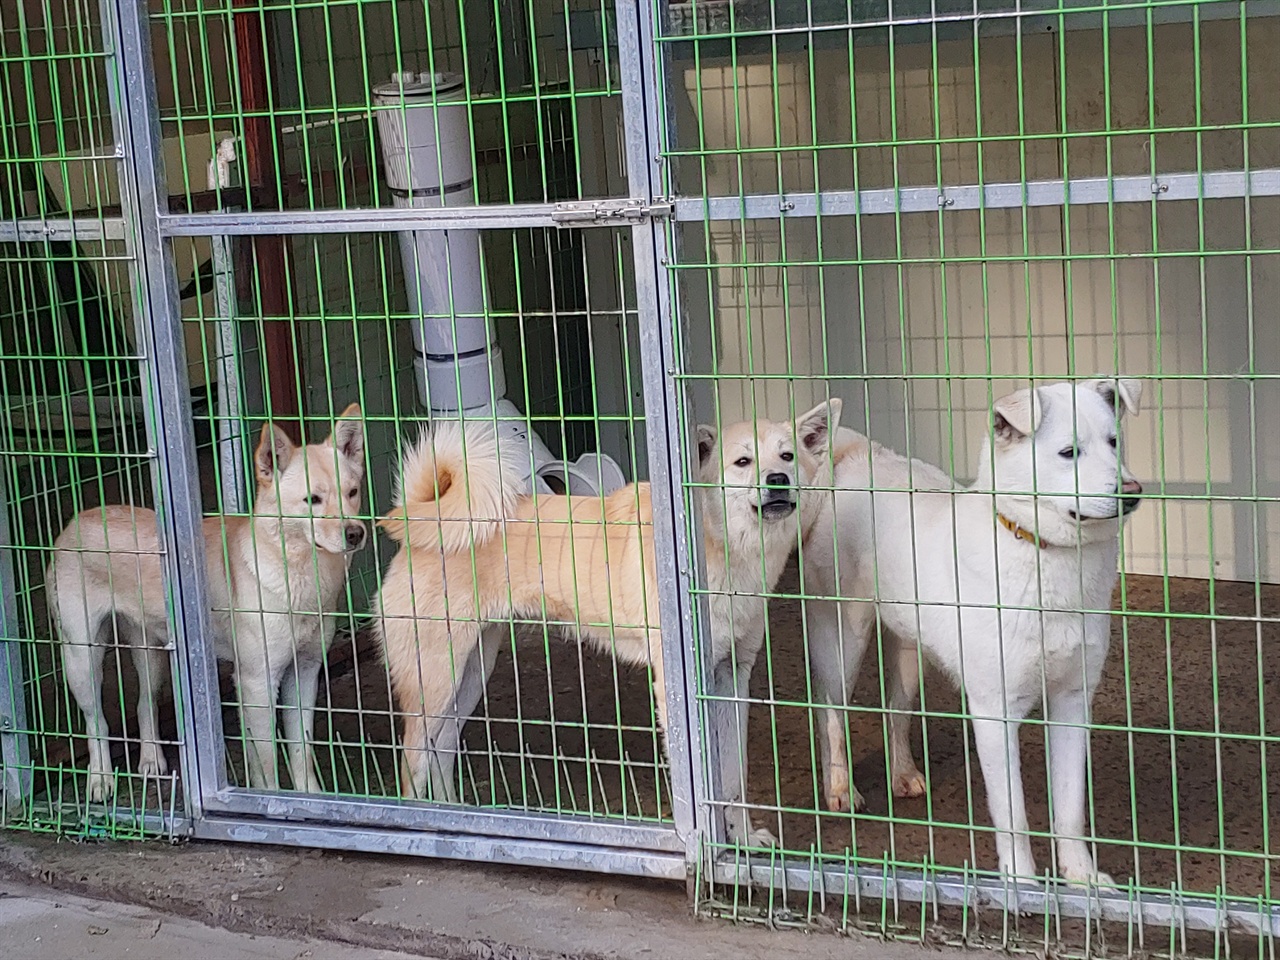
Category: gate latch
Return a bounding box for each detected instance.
[551,198,674,227]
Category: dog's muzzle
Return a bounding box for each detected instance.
[756,472,796,521]
[345,522,368,552]
[1070,479,1143,521]
[1119,478,1143,515]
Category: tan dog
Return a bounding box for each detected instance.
[375,401,841,846]
[48,405,367,801]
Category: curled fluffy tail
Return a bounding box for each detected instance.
[378,420,523,554]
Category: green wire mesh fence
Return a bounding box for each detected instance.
[1,0,181,838]
[1,1,1277,957]
[665,1,1279,951]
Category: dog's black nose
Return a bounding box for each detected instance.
[345,523,367,550]
[766,472,790,488]
[1118,479,1142,515]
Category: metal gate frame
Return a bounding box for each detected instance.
[652,2,1280,944]
[6,0,1276,944]
[89,0,703,881]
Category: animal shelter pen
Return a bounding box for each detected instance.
[1,0,1278,955]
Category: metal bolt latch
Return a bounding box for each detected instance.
[551,198,674,228]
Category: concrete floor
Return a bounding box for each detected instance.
[0,878,430,960]
[0,833,963,960]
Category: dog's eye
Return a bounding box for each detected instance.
[734,456,752,469]
[307,494,323,506]
[1108,437,1117,448]
[1058,447,1079,460]
[779,451,794,462]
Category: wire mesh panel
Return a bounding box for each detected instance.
[176,224,671,820]
[149,0,628,214]
[0,0,187,837]
[2,0,698,879]
[2,0,696,878]
[657,0,1280,954]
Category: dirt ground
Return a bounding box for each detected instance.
[418,564,1280,901]
[28,558,1278,905]
[750,566,1280,899]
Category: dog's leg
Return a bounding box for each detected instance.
[426,623,502,803]
[233,620,282,790]
[398,622,481,804]
[807,597,872,812]
[386,618,430,801]
[398,712,429,801]
[1047,686,1113,887]
[885,635,926,799]
[714,650,776,848]
[970,710,1037,882]
[129,640,170,780]
[279,654,324,794]
[648,632,669,741]
[60,605,114,803]
[239,670,280,790]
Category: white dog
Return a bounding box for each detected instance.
[48,406,367,800]
[375,401,840,846]
[803,379,1142,884]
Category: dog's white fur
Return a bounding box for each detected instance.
[374,400,841,846]
[803,379,1142,883]
[49,406,368,800]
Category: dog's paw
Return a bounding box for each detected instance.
[725,810,777,849]
[891,768,927,799]
[999,852,1040,886]
[1057,842,1116,889]
[138,744,168,778]
[825,785,866,813]
[1063,867,1118,889]
[87,770,115,804]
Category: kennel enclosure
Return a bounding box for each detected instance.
[2,0,1279,955]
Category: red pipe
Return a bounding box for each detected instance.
[233,0,302,442]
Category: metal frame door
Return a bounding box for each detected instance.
[99,0,707,879]
[649,0,1280,943]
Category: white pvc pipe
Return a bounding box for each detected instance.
[372,70,626,498]
[373,71,503,414]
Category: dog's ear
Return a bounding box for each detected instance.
[795,398,842,456]
[329,403,366,475]
[696,424,717,467]
[992,388,1042,444]
[255,423,296,484]
[1083,377,1142,419]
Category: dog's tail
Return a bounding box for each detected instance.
[378,419,524,554]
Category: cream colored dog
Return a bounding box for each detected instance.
[375,401,841,846]
[49,406,367,800]
[803,379,1142,884]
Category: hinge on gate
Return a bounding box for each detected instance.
[551,197,674,227]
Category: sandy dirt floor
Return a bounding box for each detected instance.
[29,559,1276,905]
